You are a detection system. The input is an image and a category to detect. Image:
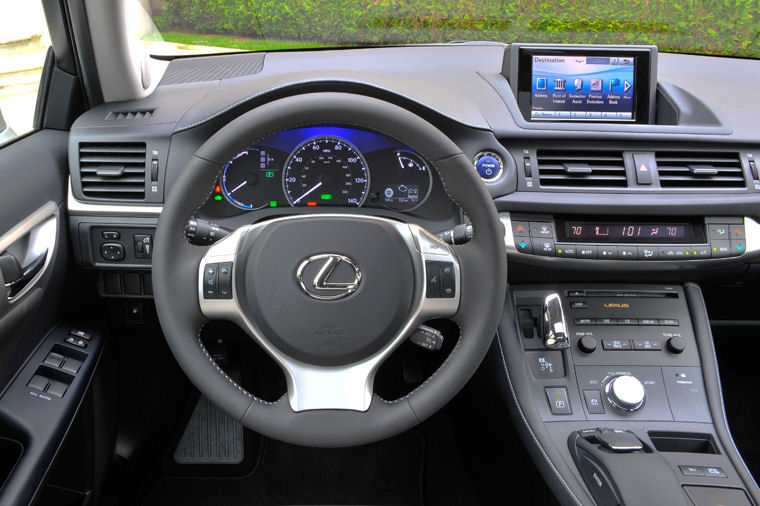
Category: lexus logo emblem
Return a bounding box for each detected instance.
[297,254,361,300]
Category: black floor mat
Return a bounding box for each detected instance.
[174,395,244,464]
[143,430,425,506]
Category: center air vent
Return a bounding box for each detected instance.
[79,142,147,200]
[536,150,627,188]
[106,109,154,121]
[655,151,746,189]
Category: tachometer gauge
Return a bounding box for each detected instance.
[221,147,283,210]
[380,150,433,211]
[283,137,369,207]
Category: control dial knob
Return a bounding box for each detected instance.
[605,375,646,412]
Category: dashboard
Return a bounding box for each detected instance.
[63,41,760,295]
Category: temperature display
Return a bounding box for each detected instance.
[562,222,697,243]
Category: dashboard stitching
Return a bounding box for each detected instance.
[176,78,479,132]
[381,326,463,405]
[496,331,584,506]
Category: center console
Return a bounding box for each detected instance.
[497,283,760,506]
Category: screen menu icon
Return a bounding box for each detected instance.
[554,78,566,91]
[590,78,603,92]
[536,77,547,91]
[574,78,583,91]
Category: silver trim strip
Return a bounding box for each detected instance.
[744,216,760,253]
[199,214,460,412]
[67,179,163,217]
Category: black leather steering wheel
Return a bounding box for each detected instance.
[153,92,506,447]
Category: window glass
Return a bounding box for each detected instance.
[0,0,51,145]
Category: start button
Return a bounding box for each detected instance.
[473,152,504,180]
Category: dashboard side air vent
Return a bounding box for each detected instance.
[655,151,746,188]
[536,149,628,188]
[105,109,155,120]
[78,142,147,200]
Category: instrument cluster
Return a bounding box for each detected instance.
[205,126,436,214]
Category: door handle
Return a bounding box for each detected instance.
[2,249,48,298]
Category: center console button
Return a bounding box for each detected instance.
[730,224,746,239]
[555,244,577,257]
[512,221,530,237]
[532,238,555,256]
[708,224,730,240]
[577,246,597,259]
[583,390,605,414]
[578,335,597,353]
[659,318,679,326]
[545,387,572,415]
[731,240,746,255]
[667,336,687,354]
[633,339,662,351]
[598,246,618,259]
[694,246,712,258]
[711,241,731,258]
[640,318,658,325]
[514,238,532,253]
[530,222,554,237]
[598,317,617,326]
[618,318,639,326]
[619,246,636,259]
[679,465,704,477]
[605,374,646,411]
[527,351,565,378]
[602,339,632,350]
[637,246,658,260]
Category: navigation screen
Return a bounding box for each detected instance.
[530,55,635,121]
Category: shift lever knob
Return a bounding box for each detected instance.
[542,293,569,350]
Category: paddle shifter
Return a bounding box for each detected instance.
[541,293,569,350]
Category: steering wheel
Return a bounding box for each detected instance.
[153,92,506,447]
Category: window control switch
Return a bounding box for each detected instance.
[44,352,64,368]
[28,375,49,391]
[47,380,68,398]
[61,358,82,375]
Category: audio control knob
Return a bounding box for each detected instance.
[605,375,646,412]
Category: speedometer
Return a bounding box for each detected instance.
[283,137,369,207]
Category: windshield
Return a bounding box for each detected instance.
[135,0,760,58]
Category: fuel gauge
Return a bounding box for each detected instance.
[380,150,433,211]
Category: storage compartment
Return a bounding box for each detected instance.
[648,431,718,454]
[0,437,23,491]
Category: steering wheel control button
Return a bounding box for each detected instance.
[65,335,88,348]
[409,324,444,350]
[218,262,233,299]
[203,263,219,299]
[605,375,646,412]
[416,230,449,256]
[100,243,125,261]
[527,351,565,378]
[583,390,605,414]
[440,263,456,298]
[473,152,503,180]
[532,239,555,256]
[545,387,572,415]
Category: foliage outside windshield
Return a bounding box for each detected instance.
[140,0,760,58]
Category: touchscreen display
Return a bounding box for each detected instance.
[530,54,635,121]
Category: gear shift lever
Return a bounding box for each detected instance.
[542,293,569,350]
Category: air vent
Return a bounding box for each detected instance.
[536,150,627,188]
[105,109,154,121]
[79,142,146,200]
[655,151,746,188]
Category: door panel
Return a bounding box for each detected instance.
[0,130,68,391]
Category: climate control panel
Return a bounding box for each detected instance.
[501,213,758,261]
